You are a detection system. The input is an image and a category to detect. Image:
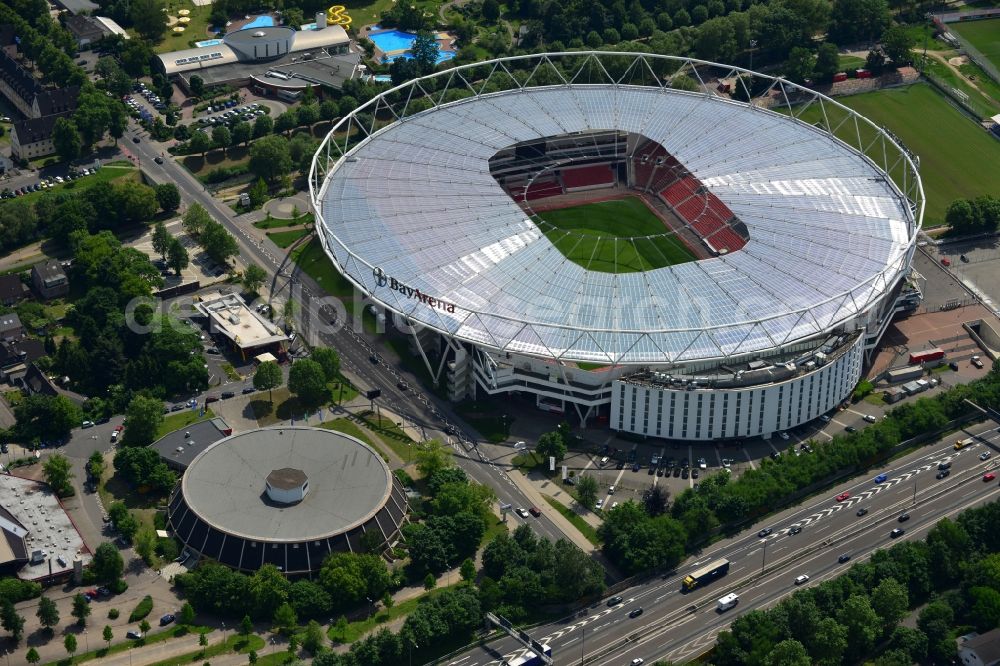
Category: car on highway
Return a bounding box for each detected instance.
[890,528,905,538]
[607,596,623,607]
[631,659,644,666]
[528,506,541,517]
[985,473,997,482]
[515,508,529,518]
[936,469,950,479]
[835,492,851,502]
[838,553,852,563]
[757,528,773,538]
[981,451,992,461]
[629,607,644,618]
[789,525,802,535]
[938,461,952,470]
[898,513,910,522]
[874,473,887,484]
[794,574,810,585]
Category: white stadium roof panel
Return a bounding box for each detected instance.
[314,56,919,364]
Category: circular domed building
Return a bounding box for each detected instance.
[167,427,407,575]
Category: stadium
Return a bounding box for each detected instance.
[167,427,408,575]
[309,52,924,440]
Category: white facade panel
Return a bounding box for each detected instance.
[611,335,864,440]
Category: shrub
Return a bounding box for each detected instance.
[202,164,250,184]
[111,579,129,594]
[129,595,153,622]
[108,608,120,620]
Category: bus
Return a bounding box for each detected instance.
[504,645,552,666]
[955,437,974,450]
[682,558,730,591]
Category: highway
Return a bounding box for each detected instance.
[124,125,572,546]
[450,428,1000,666]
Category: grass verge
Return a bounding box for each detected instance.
[267,228,311,249]
[143,633,265,666]
[320,417,392,462]
[542,495,600,545]
[43,625,214,665]
[354,410,415,461]
[327,585,457,644]
[156,408,215,439]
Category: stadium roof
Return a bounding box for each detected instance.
[311,53,921,365]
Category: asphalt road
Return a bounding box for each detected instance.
[125,123,571,547]
[452,427,1000,666]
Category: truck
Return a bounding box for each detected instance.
[504,645,552,666]
[886,365,924,384]
[909,348,945,365]
[682,558,730,591]
[955,437,974,450]
[717,593,739,612]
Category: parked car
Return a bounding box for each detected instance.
[221,391,235,399]
[81,420,95,428]
[159,613,175,626]
[126,629,143,639]
[205,395,219,404]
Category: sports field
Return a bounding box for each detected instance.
[791,83,1000,227]
[534,197,697,273]
[950,19,1000,73]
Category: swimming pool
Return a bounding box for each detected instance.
[195,38,224,48]
[371,30,455,64]
[242,15,275,30]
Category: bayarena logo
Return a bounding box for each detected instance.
[372,266,456,314]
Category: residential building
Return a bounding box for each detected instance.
[0,49,79,160]
[31,260,69,300]
[0,314,22,340]
[0,338,45,381]
[21,363,86,405]
[12,114,65,160]
[0,274,26,306]
[959,629,1000,666]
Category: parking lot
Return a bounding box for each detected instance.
[192,101,267,134]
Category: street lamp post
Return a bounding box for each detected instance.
[749,39,758,72]
[760,538,767,574]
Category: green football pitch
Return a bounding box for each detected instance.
[951,19,1000,74]
[534,197,697,273]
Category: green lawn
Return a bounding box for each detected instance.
[542,495,600,545]
[535,197,697,273]
[327,586,456,644]
[320,417,393,462]
[253,212,314,229]
[153,1,214,54]
[921,56,1000,119]
[790,83,1000,226]
[901,23,951,52]
[355,410,415,462]
[42,626,218,665]
[156,408,215,439]
[2,166,137,206]
[267,228,311,248]
[951,18,1000,73]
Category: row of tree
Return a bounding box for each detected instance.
[714,499,1000,665]
[945,195,1000,236]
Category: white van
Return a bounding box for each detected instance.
[717,593,739,612]
[599,456,609,466]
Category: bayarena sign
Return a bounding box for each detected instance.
[373,266,457,314]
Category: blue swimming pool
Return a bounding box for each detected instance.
[242,15,275,30]
[195,38,223,48]
[370,29,456,64]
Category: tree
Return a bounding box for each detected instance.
[424,572,437,590]
[288,359,328,407]
[53,117,82,161]
[881,25,914,64]
[0,600,24,643]
[482,0,500,20]
[232,121,253,147]
[123,395,164,447]
[643,485,669,516]
[130,0,167,40]
[415,440,452,478]
[167,237,189,276]
[311,347,341,382]
[320,99,339,121]
[241,614,253,637]
[108,502,139,542]
[182,203,212,237]
[253,114,274,138]
[199,220,239,265]
[134,526,157,564]
[298,104,319,128]
[871,577,909,635]
[25,648,39,664]
[248,177,268,208]
[242,264,267,294]
[535,431,567,463]
[816,42,841,79]
[248,650,258,664]
[43,454,74,497]
[838,594,879,661]
[188,130,212,156]
[460,558,476,582]
[411,32,440,74]
[139,619,151,635]
[189,75,205,98]
[180,602,196,626]
[212,126,232,150]
[785,47,816,83]
[103,624,113,648]
[64,633,77,659]
[766,639,811,666]
[199,632,208,647]
[253,361,283,403]
[830,0,889,45]
[92,542,124,583]
[574,474,599,509]
[14,394,80,443]
[946,198,977,234]
[152,221,172,260]
[303,619,325,654]
[36,596,59,631]
[272,603,297,635]
[71,593,91,626]
[155,183,181,213]
[274,110,298,136]
[249,135,293,183]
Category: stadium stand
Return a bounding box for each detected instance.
[523,179,564,201]
[561,164,616,191]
